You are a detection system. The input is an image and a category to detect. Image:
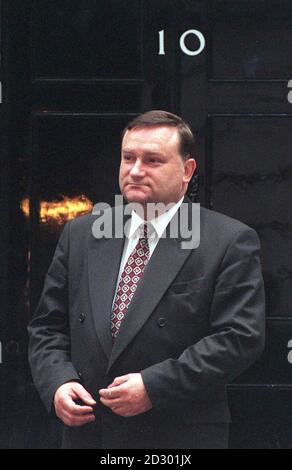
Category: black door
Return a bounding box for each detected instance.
[0,0,292,448]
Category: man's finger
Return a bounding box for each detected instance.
[100,397,123,408]
[99,386,124,399]
[66,403,95,416]
[100,400,130,416]
[72,383,97,406]
[108,375,130,388]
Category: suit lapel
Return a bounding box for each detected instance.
[88,235,124,360]
[87,206,129,360]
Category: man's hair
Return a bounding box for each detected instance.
[122,110,195,161]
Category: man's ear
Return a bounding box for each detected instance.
[183,158,197,183]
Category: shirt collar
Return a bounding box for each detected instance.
[128,197,184,240]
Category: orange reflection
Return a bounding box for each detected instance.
[21,195,93,225]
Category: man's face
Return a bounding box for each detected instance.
[119,126,196,208]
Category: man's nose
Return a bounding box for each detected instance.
[130,160,145,177]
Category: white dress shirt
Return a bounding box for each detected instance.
[112,197,184,307]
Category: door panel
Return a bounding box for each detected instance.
[211,0,292,81]
[209,115,292,317]
[31,0,144,81]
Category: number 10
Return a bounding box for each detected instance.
[159,29,206,56]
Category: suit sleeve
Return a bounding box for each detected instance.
[27,221,80,413]
[141,227,266,408]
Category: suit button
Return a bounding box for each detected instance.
[158,317,166,327]
[77,371,83,380]
[79,313,86,323]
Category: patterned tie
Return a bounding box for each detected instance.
[111,224,150,340]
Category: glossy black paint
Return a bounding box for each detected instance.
[0,0,292,448]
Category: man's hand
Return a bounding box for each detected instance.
[99,373,152,418]
[54,382,96,427]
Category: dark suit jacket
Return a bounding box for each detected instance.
[28,199,265,449]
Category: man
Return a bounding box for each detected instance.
[28,110,265,449]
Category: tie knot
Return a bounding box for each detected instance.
[140,223,153,240]
[142,224,148,239]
